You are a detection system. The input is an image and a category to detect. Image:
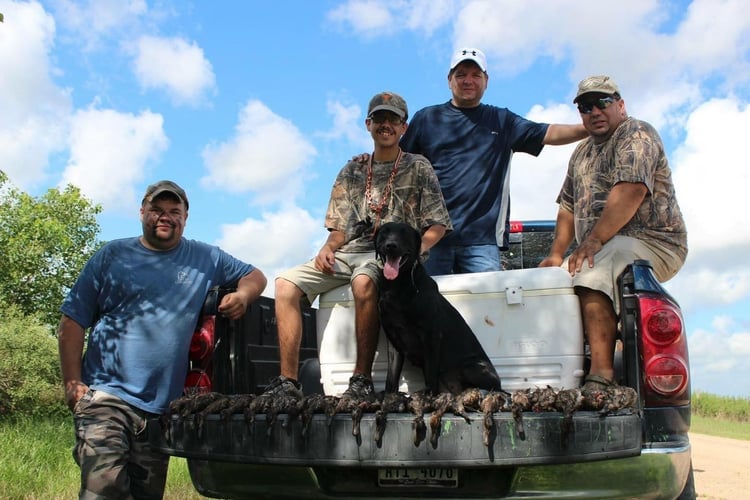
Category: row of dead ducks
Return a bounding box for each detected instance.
[162,385,638,448]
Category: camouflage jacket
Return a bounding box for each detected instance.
[557,117,687,261]
[326,151,452,253]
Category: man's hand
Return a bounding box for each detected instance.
[566,237,603,276]
[65,380,89,412]
[539,255,564,268]
[217,291,249,320]
[314,245,337,274]
[352,152,370,163]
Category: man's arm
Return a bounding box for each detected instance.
[539,207,576,268]
[543,124,588,145]
[567,181,648,274]
[315,229,347,274]
[218,268,267,320]
[420,224,447,255]
[58,315,87,411]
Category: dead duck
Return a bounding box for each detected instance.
[555,388,584,444]
[511,389,531,440]
[480,390,511,447]
[374,391,410,448]
[454,387,483,423]
[219,394,256,422]
[429,392,456,448]
[529,385,559,413]
[406,389,435,447]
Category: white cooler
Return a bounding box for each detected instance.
[316,267,585,395]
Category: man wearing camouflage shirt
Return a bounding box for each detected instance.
[266,91,452,399]
[540,75,687,392]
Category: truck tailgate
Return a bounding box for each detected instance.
[150,410,641,466]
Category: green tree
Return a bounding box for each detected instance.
[0,172,103,326]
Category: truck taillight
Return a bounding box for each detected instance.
[644,355,688,395]
[190,315,215,361]
[185,315,216,395]
[185,369,212,395]
[638,295,690,405]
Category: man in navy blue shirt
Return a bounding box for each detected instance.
[401,48,588,275]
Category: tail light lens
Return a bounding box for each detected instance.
[185,315,216,394]
[189,315,215,361]
[184,369,212,395]
[638,294,690,405]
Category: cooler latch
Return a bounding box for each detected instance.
[505,286,523,305]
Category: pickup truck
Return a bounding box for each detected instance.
[149,220,695,499]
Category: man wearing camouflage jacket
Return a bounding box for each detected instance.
[540,75,688,392]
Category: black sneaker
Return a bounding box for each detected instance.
[342,373,375,398]
[263,375,304,400]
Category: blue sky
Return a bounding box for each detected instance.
[1,0,749,398]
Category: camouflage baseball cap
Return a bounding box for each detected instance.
[142,180,189,209]
[574,75,620,103]
[367,91,408,120]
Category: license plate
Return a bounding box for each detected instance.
[377,467,458,488]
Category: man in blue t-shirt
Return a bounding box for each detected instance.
[401,47,588,275]
[58,180,267,499]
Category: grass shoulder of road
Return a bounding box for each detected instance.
[689,414,750,440]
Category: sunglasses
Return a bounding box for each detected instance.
[368,112,404,125]
[577,96,617,114]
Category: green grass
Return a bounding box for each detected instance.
[0,418,203,499]
[690,414,750,440]
[1,392,748,499]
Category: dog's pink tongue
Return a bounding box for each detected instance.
[384,256,400,280]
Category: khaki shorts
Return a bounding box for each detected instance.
[277,251,383,306]
[564,235,683,312]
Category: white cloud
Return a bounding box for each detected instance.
[687,325,750,396]
[671,98,750,254]
[200,100,317,203]
[215,207,328,295]
[316,98,370,148]
[0,0,71,188]
[60,107,169,210]
[508,102,582,220]
[52,0,149,50]
[402,0,456,34]
[326,0,396,36]
[133,35,216,106]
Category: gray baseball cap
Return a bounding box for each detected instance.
[142,180,189,209]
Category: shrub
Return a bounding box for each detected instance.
[0,305,67,417]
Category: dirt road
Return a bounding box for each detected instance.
[690,433,750,499]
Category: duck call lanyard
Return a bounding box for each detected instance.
[364,148,402,233]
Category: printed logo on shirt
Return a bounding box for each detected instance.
[176,270,192,285]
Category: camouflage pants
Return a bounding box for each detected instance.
[73,389,168,499]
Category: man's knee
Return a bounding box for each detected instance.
[576,287,616,321]
[275,277,302,303]
[351,274,376,300]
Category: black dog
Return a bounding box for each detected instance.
[375,222,502,395]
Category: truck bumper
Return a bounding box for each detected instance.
[184,444,691,499]
[151,411,692,498]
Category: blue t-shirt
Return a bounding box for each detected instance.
[60,237,255,413]
[401,101,548,247]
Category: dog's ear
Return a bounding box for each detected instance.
[374,224,384,261]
